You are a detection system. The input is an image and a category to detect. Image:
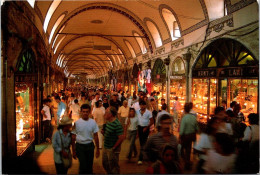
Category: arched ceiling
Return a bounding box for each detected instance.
[33,0,211,77]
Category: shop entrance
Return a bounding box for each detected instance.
[15,48,38,156]
[192,38,259,122]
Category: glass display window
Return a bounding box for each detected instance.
[15,84,35,156]
[229,79,258,116]
[209,79,217,115]
[153,83,166,109]
[192,38,259,123]
[170,78,186,113]
[192,79,209,122]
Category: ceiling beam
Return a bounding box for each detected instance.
[58,33,146,38]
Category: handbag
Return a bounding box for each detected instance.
[59,132,72,169]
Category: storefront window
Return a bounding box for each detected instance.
[192,79,209,118]
[230,79,258,116]
[192,39,258,122]
[209,79,217,115]
[170,58,186,113]
[15,84,34,156]
[170,78,186,113]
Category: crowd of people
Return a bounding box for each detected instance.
[40,87,259,174]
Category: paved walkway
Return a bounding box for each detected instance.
[36,139,149,174]
[35,129,198,174]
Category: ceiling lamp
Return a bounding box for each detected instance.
[242,82,248,88]
[237,81,242,88]
[91,20,103,24]
[249,82,256,89]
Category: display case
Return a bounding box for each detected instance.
[170,77,186,114]
[15,84,35,156]
[153,83,166,109]
[192,79,209,122]
[229,79,258,117]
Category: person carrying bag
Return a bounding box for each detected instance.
[52,115,73,174]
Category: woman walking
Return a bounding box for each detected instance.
[93,100,105,149]
[124,108,138,160]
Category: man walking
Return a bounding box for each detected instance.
[102,107,124,174]
[136,100,153,165]
[41,99,52,143]
[71,104,100,174]
[55,96,66,124]
[144,114,178,162]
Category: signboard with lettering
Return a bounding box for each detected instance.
[170,76,184,79]
[219,67,258,77]
[192,69,216,77]
[193,66,258,78]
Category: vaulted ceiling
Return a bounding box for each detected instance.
[29,0,225,77]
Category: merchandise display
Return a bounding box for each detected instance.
[230,79,258,117]
[192,78,258,123]
[169,78,186,114]
[15,84,34,156]
[153,84,166,109]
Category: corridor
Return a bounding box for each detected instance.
[1,0,259,174]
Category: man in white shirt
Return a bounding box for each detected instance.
[69,99,81,123]
[41,99,52,143]
[136,100,153,165]
[118,100,130,127]
[71,104,100,174]
[132,100,140,111]
[156,104,173,130]
[91,93,102,114]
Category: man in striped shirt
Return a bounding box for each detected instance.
[144,114,178,163]
[102,107,124,174]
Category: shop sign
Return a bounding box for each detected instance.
[15,74,38,82]
[170,76,183,79]
[193,70,216,77]
[219,67,258,77]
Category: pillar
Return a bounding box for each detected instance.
[183,50,192,103]
[164,56,170,111]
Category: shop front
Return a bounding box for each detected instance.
[170,57,186,113]
[123,70,129,92]
[130,63,139,94]
[15,48,38,156]
[192,38,259,122]
[152,58,166,107]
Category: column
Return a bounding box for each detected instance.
[164,56,170,111]
[183,50,192,103]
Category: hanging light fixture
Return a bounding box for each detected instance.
[237,81,242,88]
[249,82,256,89]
